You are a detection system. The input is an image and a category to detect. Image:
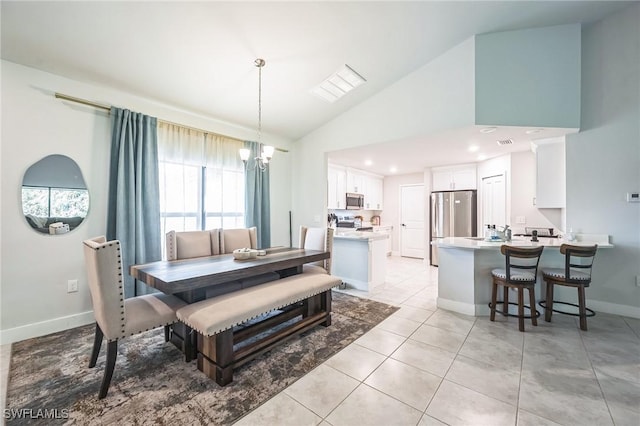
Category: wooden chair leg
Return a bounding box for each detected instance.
[503,286,509,315]
[529,287,537,326]
[89,323,104,368]
[545,280,554,322]
[490,281,498,321]
[578,286,588,331]
[518,287,525,332]
[99,340,118,399]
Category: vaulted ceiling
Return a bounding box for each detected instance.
[1,1,632,174]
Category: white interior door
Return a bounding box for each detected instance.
[400,184,425,258]
[482,174,506,227]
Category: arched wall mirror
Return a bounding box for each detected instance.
[22,154,89,235]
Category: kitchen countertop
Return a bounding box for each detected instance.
[435,234,612,249]
[334,230,389,241]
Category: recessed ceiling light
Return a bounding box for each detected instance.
[525,128,544,134]
[478,154,487,161]
[389,166,397,173]
[480,127,497,134]
[310,64,366,103]
[468,145,479,152]
[364,159,373,166]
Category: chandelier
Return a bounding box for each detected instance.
[239,58,274,171]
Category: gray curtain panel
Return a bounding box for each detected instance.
[107,107,161,297]
[244,141,271,248]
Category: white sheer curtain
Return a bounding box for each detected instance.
[157,122,245,258]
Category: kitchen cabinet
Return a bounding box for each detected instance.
[346,169,366,194]
[432,164,477,191]
[327,165,346,209]
[534,138,565,208]
[364,175,384,210]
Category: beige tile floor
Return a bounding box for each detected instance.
[235,256,640,426]
[1,256,639,426]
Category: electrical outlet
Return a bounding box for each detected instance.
[67,279,78,293]
[516,216,526,224]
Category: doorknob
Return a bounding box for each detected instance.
[401,223,406,227]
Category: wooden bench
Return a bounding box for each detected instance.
[176,271,342,385]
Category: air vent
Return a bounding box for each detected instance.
[496,139,513,146]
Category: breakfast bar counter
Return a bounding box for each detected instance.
[434,235,612,316]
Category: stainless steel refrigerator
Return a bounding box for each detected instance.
[430,190,477,266]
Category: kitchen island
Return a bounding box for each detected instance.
[435,235,612,316]
[332,230,389,291]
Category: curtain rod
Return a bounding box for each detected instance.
[54,92,288,153]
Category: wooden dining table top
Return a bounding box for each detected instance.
[130,246,329,295]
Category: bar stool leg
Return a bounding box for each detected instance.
[503,286,509,315]
[578,286,588,331]
[518,287,525,332]
[490,280,498,321]
[545,281,554,322]
[529,287,537,326]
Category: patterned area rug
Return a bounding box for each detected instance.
[5,291,398,425]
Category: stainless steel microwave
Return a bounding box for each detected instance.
[345,193,364,210]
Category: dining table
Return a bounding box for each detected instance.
[130,246,331,360]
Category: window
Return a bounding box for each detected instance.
[157,123,245,258]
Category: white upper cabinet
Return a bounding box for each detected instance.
[346,169,366,194]
[432,164,477,191]
[329,165,384,210]
[364,175,384,210]
[327,165,346,209]
[534,138,566,208]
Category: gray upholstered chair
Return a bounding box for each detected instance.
[83,236,186,399]
[220,226,258,253]
[166,229,243,297]
[165,229,221,260]
[299,226,334,274]
[220,227,279,289]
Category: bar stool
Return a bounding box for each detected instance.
[490,245,544,332]
[540,244,598,331]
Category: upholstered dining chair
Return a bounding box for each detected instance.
[541,244,598,331]
[299,226,335,274]
[166,229,244,297]
[83,236,187,398]
[490,245,544,332]
[220,226,258,253]
[166,229,220,260]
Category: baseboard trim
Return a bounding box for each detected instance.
[437,297,477,316]
[587,300,640,319]
[0,311,95,345]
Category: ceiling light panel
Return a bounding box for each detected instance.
[310,64,366,103]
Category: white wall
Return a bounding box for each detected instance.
[292,37,477,237]
[0,61,293,343]
[565,4,640,313]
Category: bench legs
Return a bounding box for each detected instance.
[196,290,333,386]
[197,328,234,386]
